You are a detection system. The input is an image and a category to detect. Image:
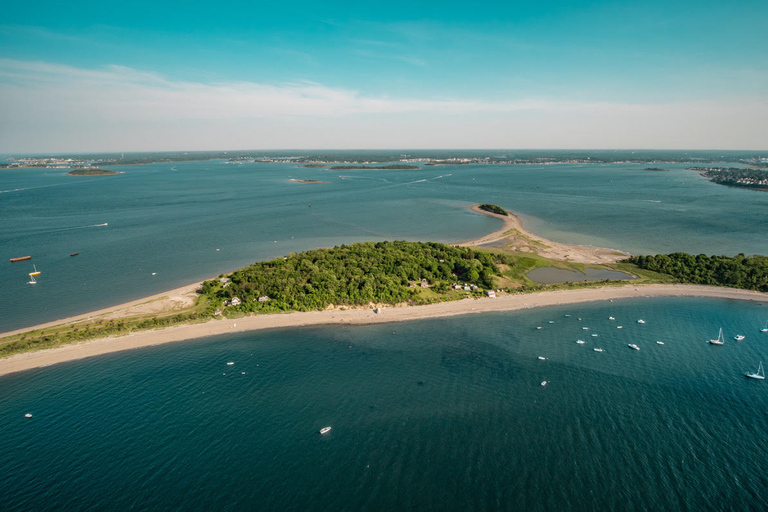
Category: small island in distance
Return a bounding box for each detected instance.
[66,167,119,176]
[643,167,669,171]
[328,164,420,170]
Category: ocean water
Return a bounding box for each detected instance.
[1,160,768,332]
[2,297,767,510]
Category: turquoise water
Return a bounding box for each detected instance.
[2,160,768,332]
[2,297,768,510]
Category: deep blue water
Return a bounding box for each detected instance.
[1,161,768,332]
[2,297,768,510]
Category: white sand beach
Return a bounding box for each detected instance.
[1,283,766,377]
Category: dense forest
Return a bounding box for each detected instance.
[202,241,512,313]
[625,253,768,291]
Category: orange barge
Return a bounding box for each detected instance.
[10,256,32,262]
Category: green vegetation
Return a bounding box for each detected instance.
[0,299,212,358]
[328,165,420,170]
[689,167,768,191]
[203,241,512,313]
[625,253,768,291]
[643,167,669,171]
[478,203,508,216]
[67,168,119,176]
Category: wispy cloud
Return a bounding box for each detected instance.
[0,59,766,151]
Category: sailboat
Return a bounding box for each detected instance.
[27,264,41,285]
[709,328,724,345]
[761,321,768,333]
[745,362,765,380]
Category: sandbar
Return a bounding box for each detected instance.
[1,284,766,377]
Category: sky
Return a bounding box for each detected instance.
[1,0,766,152]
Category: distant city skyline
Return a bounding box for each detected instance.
[1,0,766,152]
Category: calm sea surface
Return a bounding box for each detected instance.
[1,161,767,332]
[2,160,768,510]
[2,298,768,510]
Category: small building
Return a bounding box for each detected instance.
[486,290,496,298]
[453,284,463,290]
[470,284,479,291]
[258,295,270,302]
[463,285,471,291]
[230,297,242,306]
[219,278,230,283]
[420,279,429,288]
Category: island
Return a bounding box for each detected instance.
[688,167,768,191]
[328,165,420,170]
[66,168,120,176]
[289,179,329,184]
[1,203,766,376]
[643,167,669,171]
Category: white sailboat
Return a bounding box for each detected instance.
[709,328,724,345]
[745,362,765,380]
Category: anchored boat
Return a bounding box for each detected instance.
[745,362,765,380]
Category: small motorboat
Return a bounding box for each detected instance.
[617,326,623,329]
[70,252,79,257]
[319,426,332,434]
[548,321,555,324]
[537,356,547,360]
[582,327,589,330]
[608,316,615,320]
[593,348,604,353]
[226,362,234,366]
[536,326,542,330]
[734,335,745,341]
[541,381,548,386]
[576,339,586,345]
[591,333,598,337]
[656,341,664,345]
[637,319,646,324]
[24,413,32,418]
[628,344,640,351]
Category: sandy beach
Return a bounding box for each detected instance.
[1,284,766,376]
[2,204,764,377]
[461,205,629,264]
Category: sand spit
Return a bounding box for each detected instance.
[461,204,629,264]
[1,284,766,377]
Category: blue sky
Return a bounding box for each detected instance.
[1,0,766,151]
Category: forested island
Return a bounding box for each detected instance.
[328,165,420,170]
[689,167,768,191]
[643,167,669,171]
[478,204,509,216]
[66,168,119,176]
[625,253,768,292]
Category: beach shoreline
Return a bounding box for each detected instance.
[1,284,766,377]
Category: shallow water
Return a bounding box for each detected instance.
[2,297,767,510]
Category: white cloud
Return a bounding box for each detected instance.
[0,58,766,152]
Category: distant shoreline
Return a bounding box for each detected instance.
[1,284,766,377]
